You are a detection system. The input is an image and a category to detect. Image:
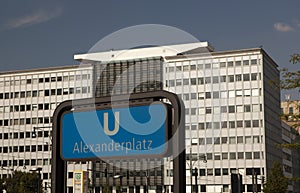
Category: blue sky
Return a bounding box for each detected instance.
[0,1,299,74]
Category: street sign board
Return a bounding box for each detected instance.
[61,102,169,160]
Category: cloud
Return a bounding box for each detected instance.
[4,7,62,30]
[273,22,294,32]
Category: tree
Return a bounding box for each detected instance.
[4,170,43,193]
[263,161,288,193]
[280,53,300,147]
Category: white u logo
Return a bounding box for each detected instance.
[103,112,120,136]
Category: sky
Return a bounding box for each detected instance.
[0,1,299,97]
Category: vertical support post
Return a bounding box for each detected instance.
[194,167,198,193]
[173,97,186,193]
[51,104,69,193]
[190,148,193,193]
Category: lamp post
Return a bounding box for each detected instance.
[32,126,52,140]
[187,147,207,193]
[30,167,42,193]
[113,174,123,193]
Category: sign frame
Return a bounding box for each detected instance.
[51,90,186,193]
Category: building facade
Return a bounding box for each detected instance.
[0,65,94,192]
[0,42,295,193]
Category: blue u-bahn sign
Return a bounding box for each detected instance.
[60,102,169,160]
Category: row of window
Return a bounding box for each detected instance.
[167,59,259,72]
[177,89,262,102]
[0,130,50,139]
[186,105,262,116]
[0,87,91,100]
[166,73,261,87]
[173,183,261,192]
[0,144,50,153]
[187,120,262,130]
[1,74,91,86]
[1,172,50,180]
[0,117,51,126]
[188,135,262,145]
[1,103,54,113]
[167,167,262,177]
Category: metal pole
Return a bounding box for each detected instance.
[38,169,41,193]
[190,148,193,193]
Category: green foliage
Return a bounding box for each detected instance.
[280,54,300,92]
[0,178,5,192]
[263,161,288,193]
[102,182,111,193]
[4,171,43,193]
[290,54,300,64]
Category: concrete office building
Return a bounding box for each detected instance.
[74,42,283,193]
[0,65,94,193]
[0,42,293,193]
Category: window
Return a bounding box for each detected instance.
[253,136,260,143]
[221,121,227,128]
[244,105,251,112]
[206,122,212,129]
[236,105,243,113]
[251,59,257,65]
[228,90,235,98]
[221,106,227,113]
[235,61,241,66]
[244,89,251,96]
[238,152,244,159]
[205,77,211,84]
[229,121,235,128]
[252,120,259,127]
[237,121,243,127]
[237,136,243,143]
[205,63,211,69]
[213,91,219,99]
[191,78,197,85]
[212,76,219,84]
[228,61,234,67]
[183,79,189,85]
[205,107,212,114]
[220,75,226,82]
[220,62,226,68]
[174,79,182,87]
[222,153,228,160]
[199,169,206,176]
[228,75,234,82]
[214,138,220,144]
[251,73,258,81]
[229,137,236,144]
[245,120,251,127]
[289,107,294,114]
[230,153,236,159]
[199,123,205,130]
[206,138,212,144]
[215,169,221,176]
[228,106,235,113]
[243,60,249,65]
[236,90,243,97]
[221,137,228,144]
[207,169,213,176]
[235,74,242,81]
[254,152,260,159]
[252,104,260,112]
[222,169,229,175]
[243,74,250,81]
[198,78,204,85]
[245,136,251,144]
[245,152,252,159]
